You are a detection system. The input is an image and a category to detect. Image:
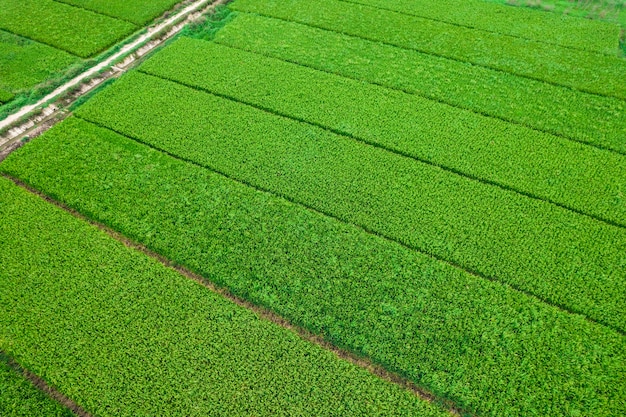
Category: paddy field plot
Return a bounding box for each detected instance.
[1,0,625,416]
[0,0,186,108]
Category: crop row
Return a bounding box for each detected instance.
[0,31,79,97]
[229,0,626,100]
[0,352,73,417]
[72,71,626,333]
[0,175,446,417]
[3,117,625,417]
[341,0,620,54]
[141,39,626,228]
[56,0,182,26]
[213,13,626,154]
[0,0,136,58]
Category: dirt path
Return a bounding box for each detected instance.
[0,0,224,136]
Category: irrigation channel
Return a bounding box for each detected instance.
[0,0,227,157]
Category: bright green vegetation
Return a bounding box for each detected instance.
[0,89,13,104]
[0,0,136,58]
[229,0,626,100]
[0,176,448,417]
[0,31,79,97]
[3,117,625,417]
[486,0,626,26]
[56,0,181,25]
[340,0,621,54]
[0,353,73,417]
[214,13,626,154]
[70,72,626,333]
[141,39,626,228]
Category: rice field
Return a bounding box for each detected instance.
[0,0,185,108]
[1,0,625,416]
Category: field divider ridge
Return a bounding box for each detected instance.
[138,68,626,230]
[1,172,466,417]
[0,348,92,417]
[232,9,626,102]
[71,114,624,336]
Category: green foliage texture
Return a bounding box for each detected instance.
[341,0,621,54]
[55,0,182,26]
[0,353,73,417]
[0,176,446,417]
[2,117,625,417]
[141,38,626,228]
[0,0,136,57]
[229,0,626,99]
[0,30,79,95]
[213,13,626,153]
[68,71,626,333]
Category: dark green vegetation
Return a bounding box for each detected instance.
[0,353,73,417]
[141,39,626,228]
[214,13,626,153]
[3,117,625,417]
[72,71,626,333]
[230,0,626,99]
[0,30,79,99]
[56,0,181,25]
[0,176,448,417]
[341,0,621,54]
[0,0,136,58]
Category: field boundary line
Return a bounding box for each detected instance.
[0,0,227,134]
[337,0,621,55]
[1,349,92,417]
[213,39,626,158]
[69,116,626,337]
[50,0,140,25]
[0,29,86,58]
[234,11,626,103]
[139,70,626,230]
[2,173,467,417]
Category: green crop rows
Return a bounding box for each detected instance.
[2,117,625,417]
[213,13,626,154]
[0,30,79,97]
[0,176,447,417]
[141,39,626,228]
[230,0,626,100]
[342,0,621,54]
[0,353,73,417]
[70,71,626,333]
[0,0,184,108]
[2,0,625,415]
[0,0,136,58]
[56,0,181,26]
